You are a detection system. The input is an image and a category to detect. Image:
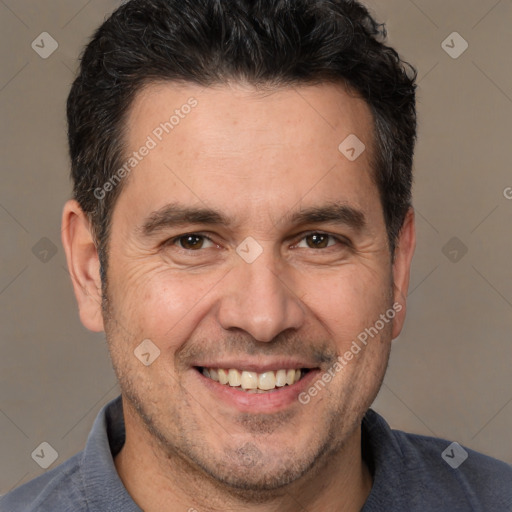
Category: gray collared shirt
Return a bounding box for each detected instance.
[1,396,141,512]
[2,395,512,511]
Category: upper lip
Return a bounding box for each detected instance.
[194,360,319,373]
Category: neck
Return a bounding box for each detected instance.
[115,399,373,512]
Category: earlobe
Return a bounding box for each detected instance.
[391,208,416,339]
[61,199,105,332]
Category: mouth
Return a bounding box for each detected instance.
[193,363,321,413]
[195,366,312,393]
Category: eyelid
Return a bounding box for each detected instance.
[165,232,217,249]
[293,230,351,248]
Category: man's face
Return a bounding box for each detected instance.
[100,82,406,490]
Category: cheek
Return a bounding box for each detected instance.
[298,265,391,341]
[112,266,225,346]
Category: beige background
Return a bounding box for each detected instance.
[1,0,512,495]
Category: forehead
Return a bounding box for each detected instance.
[115,80,381,230]
[126,80,374,155]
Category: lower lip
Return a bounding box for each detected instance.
[193,368,321,413]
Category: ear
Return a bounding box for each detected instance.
[390,207,416,339]
[61,199,104,332]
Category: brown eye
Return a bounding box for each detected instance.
[177,234,206,250]
[302,233,334,249]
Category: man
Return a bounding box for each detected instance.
[2,0,511,510]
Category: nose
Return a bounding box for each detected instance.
[216,253,305,342]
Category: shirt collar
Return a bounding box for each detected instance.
[360,408,407,510]
[81,395,141,512]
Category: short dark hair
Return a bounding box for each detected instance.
[67,0,417,282]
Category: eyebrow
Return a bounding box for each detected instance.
[140,204,230,236]
[140,201,366,237]
[287,203,366,232]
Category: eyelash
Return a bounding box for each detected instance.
[166,231,350,251]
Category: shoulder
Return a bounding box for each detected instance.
[0,452,87,512]
[363,409,512,510]
[399,428,511,479]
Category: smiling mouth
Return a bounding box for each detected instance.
[196,366,311,393]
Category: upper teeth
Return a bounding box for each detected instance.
[202,367,303,391]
